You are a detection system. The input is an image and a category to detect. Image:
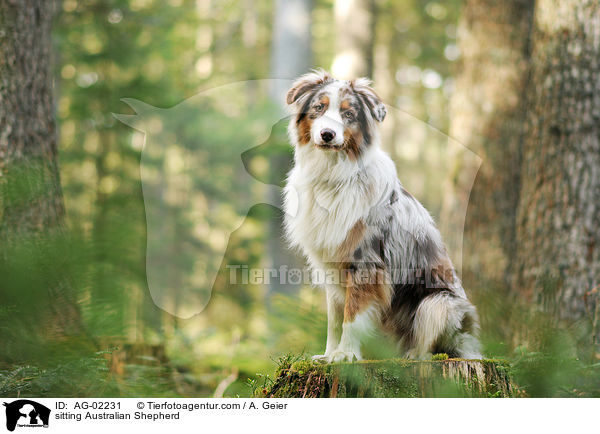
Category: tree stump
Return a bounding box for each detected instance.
[258,357,516,398]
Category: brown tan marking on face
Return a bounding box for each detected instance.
[307,94,330,119]
[338,86,371,158]
[340,99,352,112]
[297,94,332,146]
[316,95,330,109]
[297,115,312,145]
[339,93,359,123]
[343,124,363,160]
[343,267,392,322]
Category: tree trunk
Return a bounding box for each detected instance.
[270,0,313,100]
[515,0,600,324]
[258,358,516,398]
[331,0,375,79]
[267,0,313,295]
[0,1,82,338]
[442,0,535,291]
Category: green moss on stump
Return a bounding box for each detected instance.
[257,356,514,398]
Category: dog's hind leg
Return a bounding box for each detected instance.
[408,292,482,359]
[449,301,482,359]
[406,293,451,359]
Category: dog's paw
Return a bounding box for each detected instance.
[329,349,361,363]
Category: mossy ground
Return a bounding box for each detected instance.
[254,354,515,398]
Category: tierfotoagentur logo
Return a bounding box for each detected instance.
[2,400,50,432]
[226,264,454,288]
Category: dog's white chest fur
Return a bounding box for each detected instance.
[283,147,394,262]
[285,173,362,258]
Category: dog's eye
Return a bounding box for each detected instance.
[344,111,355,120]
[315,104,324,111]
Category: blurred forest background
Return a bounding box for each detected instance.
[0,0,599,397]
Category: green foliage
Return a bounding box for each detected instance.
[431,353,449,361]
[0,349,176,397]
[472,274,600,397]
[511,347,600,397]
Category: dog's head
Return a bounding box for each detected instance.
[286,69,386,160]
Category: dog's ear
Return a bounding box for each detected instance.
[286,69,332,105]
[352,77,387,122]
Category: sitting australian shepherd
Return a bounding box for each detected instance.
[283,70,482,362]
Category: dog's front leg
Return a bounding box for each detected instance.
[327,270,380,363]
[312,286,343,362]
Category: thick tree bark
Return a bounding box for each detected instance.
[0,1,82,336]
[0,1,63,237]
[442,0,535,290]
[515,0,600,322]
[447,0,600,350]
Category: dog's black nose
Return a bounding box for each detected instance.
[320,129,336,143]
